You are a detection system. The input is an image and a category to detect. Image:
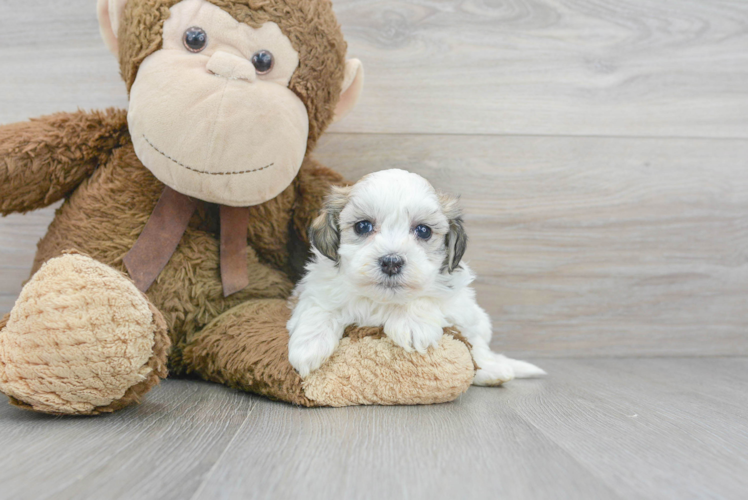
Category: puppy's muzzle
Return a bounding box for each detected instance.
[379,255,404,277]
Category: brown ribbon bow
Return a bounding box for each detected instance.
[123,186,250,297]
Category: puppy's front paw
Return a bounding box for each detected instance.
[288,333,338,379]
[384,318,443,354]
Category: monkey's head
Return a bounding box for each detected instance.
[97,0,363,206]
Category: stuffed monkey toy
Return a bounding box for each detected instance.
[0,0,475,415]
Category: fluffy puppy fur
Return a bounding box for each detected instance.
[287,169,545,384]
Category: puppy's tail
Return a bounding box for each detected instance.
[505,357,547,378]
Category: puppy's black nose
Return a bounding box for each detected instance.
[380,255,404,277]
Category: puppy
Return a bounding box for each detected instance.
[287,169,545,384]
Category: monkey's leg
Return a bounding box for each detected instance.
[181,300,475,407]
[0,253,170,415]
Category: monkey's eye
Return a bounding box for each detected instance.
[354,221,374,236]
[414,225,432,240]
[183,27,208,53]
[252,50,275,75]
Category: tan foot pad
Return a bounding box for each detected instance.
[304,333,475,407]
[0,253,168,415]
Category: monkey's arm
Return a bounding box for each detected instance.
[0,108,129,215]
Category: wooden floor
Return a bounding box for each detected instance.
[0,358,745,500]
[1,1,747,499]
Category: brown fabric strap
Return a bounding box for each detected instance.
[124,187,198,293]
[220,205,250,297]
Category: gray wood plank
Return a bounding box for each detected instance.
[330,0,748,138]
[0,380,256,500]
[190,385,621,500]
[505,358,748,500]
[1,359,746,500]
[0,1,127,124]
[574,357,748,417]
[1,1,747,138]
[0,206,58,314]
[186,358,748,500]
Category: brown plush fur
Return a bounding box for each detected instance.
[1,106,346,412]
[7,301,169,416]
[119,0,347,151]
[0,0,476,414]
[343,326,478,371]
[0,109,131,215]
[0,254,171,415]
[25,114,342,375]
[182,299,313,406]
[303,332,475,407]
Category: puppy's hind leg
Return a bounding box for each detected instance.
[504,356,547,379]
[471,337,546,386]
[448,299,545,385]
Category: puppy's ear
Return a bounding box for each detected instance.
[309,186,351,262]
[440,193,468,273]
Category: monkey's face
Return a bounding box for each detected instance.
[98,0,364,207]
[127,0,307,206]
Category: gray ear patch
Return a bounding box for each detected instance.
[439,192,468,273]
[445,217,468,273]
[308,186,351,262]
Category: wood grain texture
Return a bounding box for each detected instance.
[330,0,748,138]
[505,358,748,500]
[1,0,747,138]
[0,206,59,314]
[189,382,619,500]
[0,380,256,500]
[0,1,126,124]
[1,359,743,500]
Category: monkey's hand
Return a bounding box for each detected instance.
[0,108,129,215]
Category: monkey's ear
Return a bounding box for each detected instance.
[308,186,352,262]
[440,193,468,273]
[97,0,128,58]
[332,59,365,123]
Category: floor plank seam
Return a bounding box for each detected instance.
[507,404,628,500]
[187,397,258,500]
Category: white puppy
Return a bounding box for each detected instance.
[287,169,545,384]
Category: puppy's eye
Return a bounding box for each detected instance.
[354,221,374,236]
[414,225,432,240]
[183,27,208,53]
[252,50,274,74]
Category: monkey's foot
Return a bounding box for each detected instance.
[0,253,170,415]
